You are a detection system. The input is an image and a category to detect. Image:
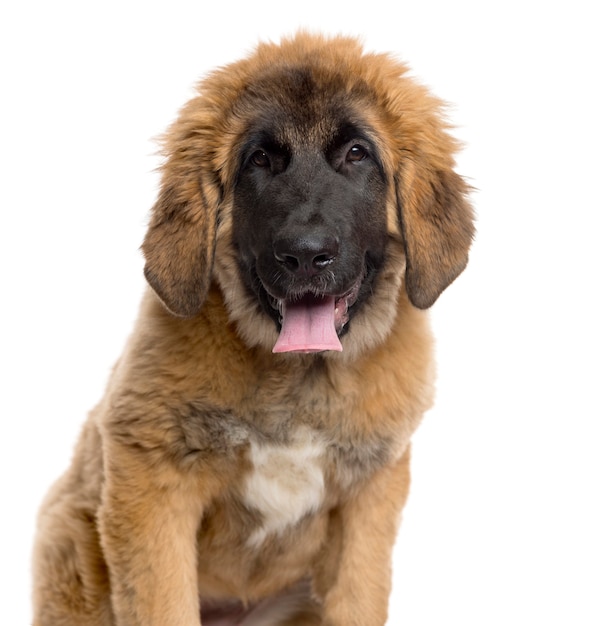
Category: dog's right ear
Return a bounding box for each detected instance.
[142,168,221,319]
[141,80,231,318]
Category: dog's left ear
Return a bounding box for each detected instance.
[396,161,475,309]
[142,169,221,318]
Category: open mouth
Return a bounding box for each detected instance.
[269,279,363,354]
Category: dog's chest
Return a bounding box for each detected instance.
[241,429,326,546]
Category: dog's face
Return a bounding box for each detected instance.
[232,79,390,351]
[141,34,475,357]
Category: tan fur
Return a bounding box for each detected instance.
[33,33,473,625]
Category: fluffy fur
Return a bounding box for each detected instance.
[32,33,474,626]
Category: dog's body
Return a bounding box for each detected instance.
[32,34,474,626]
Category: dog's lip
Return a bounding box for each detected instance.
[269,277,363,333]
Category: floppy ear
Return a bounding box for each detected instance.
[396,162,475,309]
[141,171,221,318]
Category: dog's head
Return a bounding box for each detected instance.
[142,34,474,355]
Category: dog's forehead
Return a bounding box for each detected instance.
[239,64,373,145]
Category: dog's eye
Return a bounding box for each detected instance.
[250,150,271,167]
[346,144,368,163]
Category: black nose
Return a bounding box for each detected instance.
[273,234,339,277]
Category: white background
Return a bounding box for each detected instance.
[1,1,611,624]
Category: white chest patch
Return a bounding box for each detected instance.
[242,429,326,546]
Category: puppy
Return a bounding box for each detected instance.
[33,32,474,625]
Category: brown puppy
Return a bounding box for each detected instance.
[32,33,474,626]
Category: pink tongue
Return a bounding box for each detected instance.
[272,295,342,353]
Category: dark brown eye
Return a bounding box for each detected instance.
[346,144,368,162]
[250,150,271,167]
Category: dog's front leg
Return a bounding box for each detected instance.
[319,446,412,626]
[99,442,207,626]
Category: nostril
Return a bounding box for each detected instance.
[313,253,335,269]
[275,251,300,272]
